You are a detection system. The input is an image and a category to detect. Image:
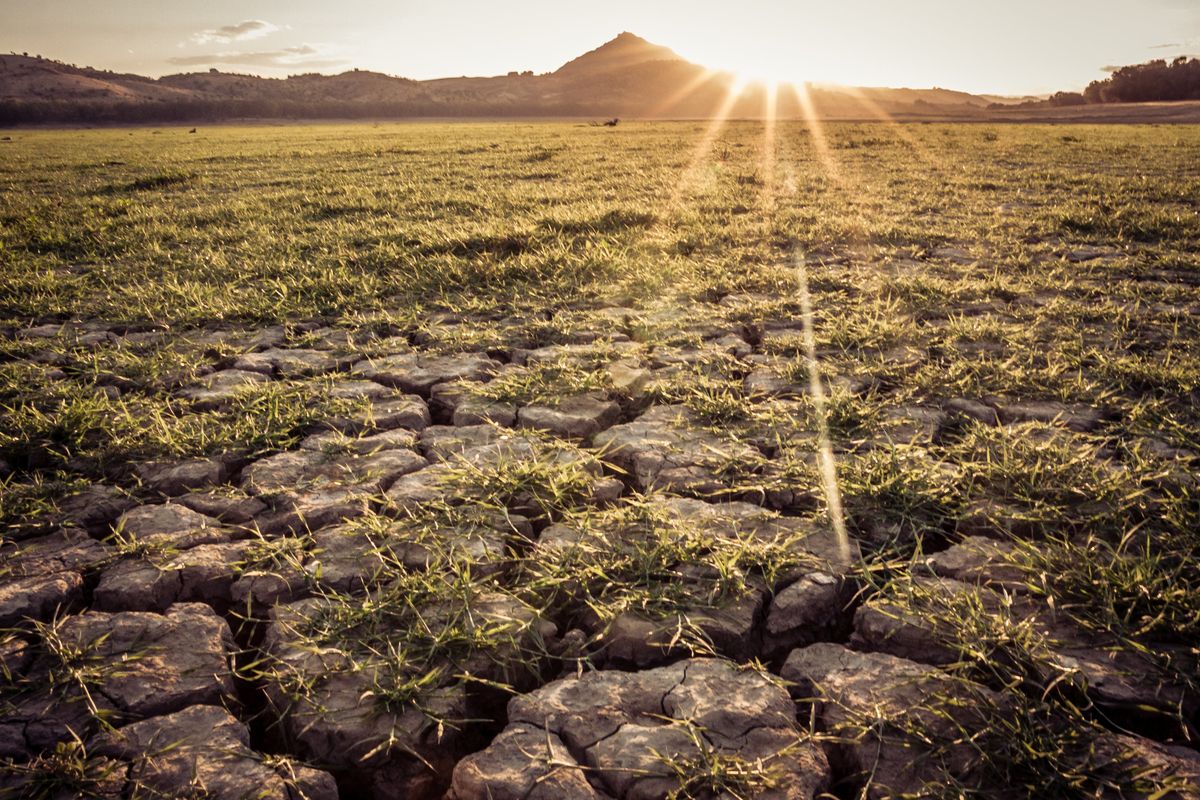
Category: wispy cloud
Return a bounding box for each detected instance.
[1150,35,1200,50]
[192,20,279,45]
[167,44,346,69]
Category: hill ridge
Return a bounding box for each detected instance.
[0,34,1028,123]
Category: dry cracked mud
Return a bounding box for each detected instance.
[2,291,1198,800]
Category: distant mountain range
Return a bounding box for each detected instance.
[0,32,1048,124]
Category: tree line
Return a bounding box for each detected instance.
[1036,57,1200,107]
[0,98,608,125]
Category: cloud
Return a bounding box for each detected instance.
[167,44,347,69]
[192,20,279,45]
[1151,34,1200,50]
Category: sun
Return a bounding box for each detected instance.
[670,36,816,89]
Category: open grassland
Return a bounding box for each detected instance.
[1,121,1199,799]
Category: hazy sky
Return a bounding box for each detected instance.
[2,0,1198,94]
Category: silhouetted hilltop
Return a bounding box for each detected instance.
[0,33,1064,124]
[554,31,684,76]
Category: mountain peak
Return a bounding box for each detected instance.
[554,32,684,75]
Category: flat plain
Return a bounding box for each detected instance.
[1,121,1199,799]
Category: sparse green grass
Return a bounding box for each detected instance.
[417,432,609,521]
[0,735,125,800]
[0,470,91,538]
[256,561,551,721]
[2,120,1199,793]
[472,356,612,406]
[848,566,1198,798]
[522,495,824,655]
[1013,525,1200,692]
[656,719,791,800]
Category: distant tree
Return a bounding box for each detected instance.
[1047,91,1087,107]
[1084,57,1200,103]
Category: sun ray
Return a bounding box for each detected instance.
[644,68,725,119]
[792,249,852,567]
[787,82,844,188]
[769,89,866,569]
[759,80,778,213]
[837,84,942,165]
[662,77,747,213]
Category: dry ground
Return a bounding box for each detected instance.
[1,121,1198,799]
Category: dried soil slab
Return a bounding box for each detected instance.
[534,498,849,667]
[598,588,763,668]
[0,528,112,578]
[254,486,375,536]
[992,399,1110,432]
[763,571,854,660]
[744,367,809,399]
[512,341,641,368]
[114,503,231,550]
[430,380,517,426]
[58,484,136,532]
[135,458,228,496]
[242,447,428,493]
[242,447,427,531]
[261,590,554,800]
[457,658,830,800]
[876,405,948,446]
[0,635,32,680]
[326,378,397,400]
[306,510,529,592]
[177,488,268,524]
[301,427,420,456]
[932,245,980,265]
[54,605,237,719]
[353,352,500,396]
[784,643,1200,800]
[607,359,652,397]
[386,433,621,514]
[645,335,750,370]
[851,576,1198,725]
[593,405,761,497]
[0,604,237,756]
[925,535,1027,591]
[782,643,994,798]
[183,325,286,352]
[233,347,353,377]
[944,398,1000,427]
[1064,245,1120,264]
[93,542,251,612]
[625,303,744,342]
[658,497,853,567]
[447,722,606,799]
[94,704,336,800]
[418,424,503,462]
[517,392,622,440]
[328,393,431,434]
[1092,736,1200,800]
[0,572,85,627]
[178,369,273,409]
[0,753,126,798]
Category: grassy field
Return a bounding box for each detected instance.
[1,121,1199,797]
